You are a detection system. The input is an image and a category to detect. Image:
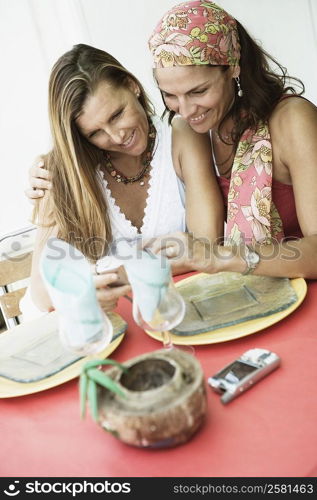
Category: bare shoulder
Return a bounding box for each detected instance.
[171,115,192,134]
[171,117,212,178]
[271,96,317,134]
[172,116,210,142]
[172,117,197,151]
[270,96,317,170]
[171,116,211,153]
[270,97,317,237]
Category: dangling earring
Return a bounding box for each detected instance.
[235,77,243,97]
[136,91,140,98]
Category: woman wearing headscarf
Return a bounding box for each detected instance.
[147,0,317,278]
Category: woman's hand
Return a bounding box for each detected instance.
[25,159,52,203]
[146,231,250,275]
[144,231,220,274]
[93,270,131,313]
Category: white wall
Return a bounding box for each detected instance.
[79,0,317,116]
[216,0,317,105]
[1,0,316,235]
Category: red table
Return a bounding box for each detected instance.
[1,276,317,478]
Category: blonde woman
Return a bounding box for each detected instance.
[25,43,223,317]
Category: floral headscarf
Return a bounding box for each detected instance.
[148,0,240,68]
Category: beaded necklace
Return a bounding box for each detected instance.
[104,122,156,186]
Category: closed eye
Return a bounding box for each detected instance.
[191,88,207,95]
[162,88,207,99]
[88,129,100,139]
[111,108,124,121]
[86,108,124,138]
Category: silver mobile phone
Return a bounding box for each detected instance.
[208,348,281,404]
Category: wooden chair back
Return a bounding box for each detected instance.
[0,226,36,329]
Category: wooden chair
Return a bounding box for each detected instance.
[0,226,36,329]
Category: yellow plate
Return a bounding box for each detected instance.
[145,274,307,346]
[0,311,126,398]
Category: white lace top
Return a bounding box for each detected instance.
[98,115,186,242]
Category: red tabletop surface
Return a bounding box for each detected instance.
[1,275,317,478]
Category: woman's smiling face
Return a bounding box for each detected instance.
[76,80,149,157]
[155,65,238,133]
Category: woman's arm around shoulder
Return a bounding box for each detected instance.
[171,116,224,243]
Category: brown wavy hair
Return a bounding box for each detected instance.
[161,21,304,146]
[33,44,154,260]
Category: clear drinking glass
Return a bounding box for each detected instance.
[111,237,193,353]
[132,279,191,352]
[58,309,113,356]
[40,237,114,357]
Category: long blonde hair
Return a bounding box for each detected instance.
[33,44,154,260]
